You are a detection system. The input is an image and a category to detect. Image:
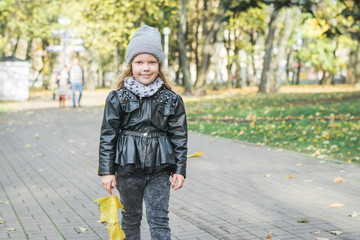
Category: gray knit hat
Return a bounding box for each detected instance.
[126,25,164,65]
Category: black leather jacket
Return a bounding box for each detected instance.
[98,86,188,177]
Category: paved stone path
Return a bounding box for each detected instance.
[0,96,360,239]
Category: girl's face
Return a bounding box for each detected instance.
[131,53,159,85]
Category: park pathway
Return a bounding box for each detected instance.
[0,103,360,239]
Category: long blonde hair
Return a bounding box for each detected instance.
[116,61,172,90]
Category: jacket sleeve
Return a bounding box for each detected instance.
[167,95,188,177]
[98,91,122,176]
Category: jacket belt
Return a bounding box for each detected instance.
[121,130,166,138]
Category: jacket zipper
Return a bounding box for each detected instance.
[144,97,152,167]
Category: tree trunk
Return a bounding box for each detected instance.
[98,65,104,87]
[86,60,95,91]
[258,5,280,93]
[321,71,333,85]
[234,58,242,88]
[250,50,258,85]
[285,48,294,85]
[226,61,232,88]
[32,40,49,87]
[26,38,33,60]
[348,49,356,84]
[178,0,192,95]
[11,33,21,58]
[295,57,301,85]
[234,44,242,88]
[194,1,226,95]
[272,7,296,92]
[355,41,360,88]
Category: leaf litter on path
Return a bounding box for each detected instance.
[187,152,203,158]
[333,177,345,182]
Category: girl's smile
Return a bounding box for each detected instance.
[132,53,159,85]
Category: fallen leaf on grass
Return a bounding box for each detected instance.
[7,228,16,231]
[297,218,310,223]
[315,238,329,240]
[266,232,272,238]
[330,230,342,235]
[333,177,345,183]
[94,196,125,240]
[264,174,271,178]
[249,120,256,128]
[187,152,203,158]
[0,218,3,224]
[329,203,344,208]
[286,174,294,179]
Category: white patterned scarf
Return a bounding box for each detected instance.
[124,77,164,97]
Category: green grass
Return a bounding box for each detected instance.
[185,91,360,163]
[0,106,12,115]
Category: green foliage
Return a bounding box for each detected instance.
[298,0,356,74]
[0,0,62,57]
[186,91,360,163]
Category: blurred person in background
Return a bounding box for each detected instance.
[57,65,70,108]
[69,58,84,107]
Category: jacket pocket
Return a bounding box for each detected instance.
[121,101,141,123]
[121,101,139,112]
[158,104,175,116]
[156,104,174,129]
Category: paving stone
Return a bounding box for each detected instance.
[1,105,360,240]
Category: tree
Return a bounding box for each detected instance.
[271,7,300,91]
[178,0,193,94]
[340,0,360,87]
[257,0,317,93]
[296,0,354,85]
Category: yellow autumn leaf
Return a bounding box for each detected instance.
[187,152,203,158]
[94,196,126,240]
[109,222,126,240]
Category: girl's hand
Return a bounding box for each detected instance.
[101,175,115,195]
[171,174,184,190]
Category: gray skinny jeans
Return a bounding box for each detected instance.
[115,171,171,240]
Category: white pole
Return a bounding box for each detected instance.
[163,27,171,71]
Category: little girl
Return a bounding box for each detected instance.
[57,65,69,108]
[98,25,188,240]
